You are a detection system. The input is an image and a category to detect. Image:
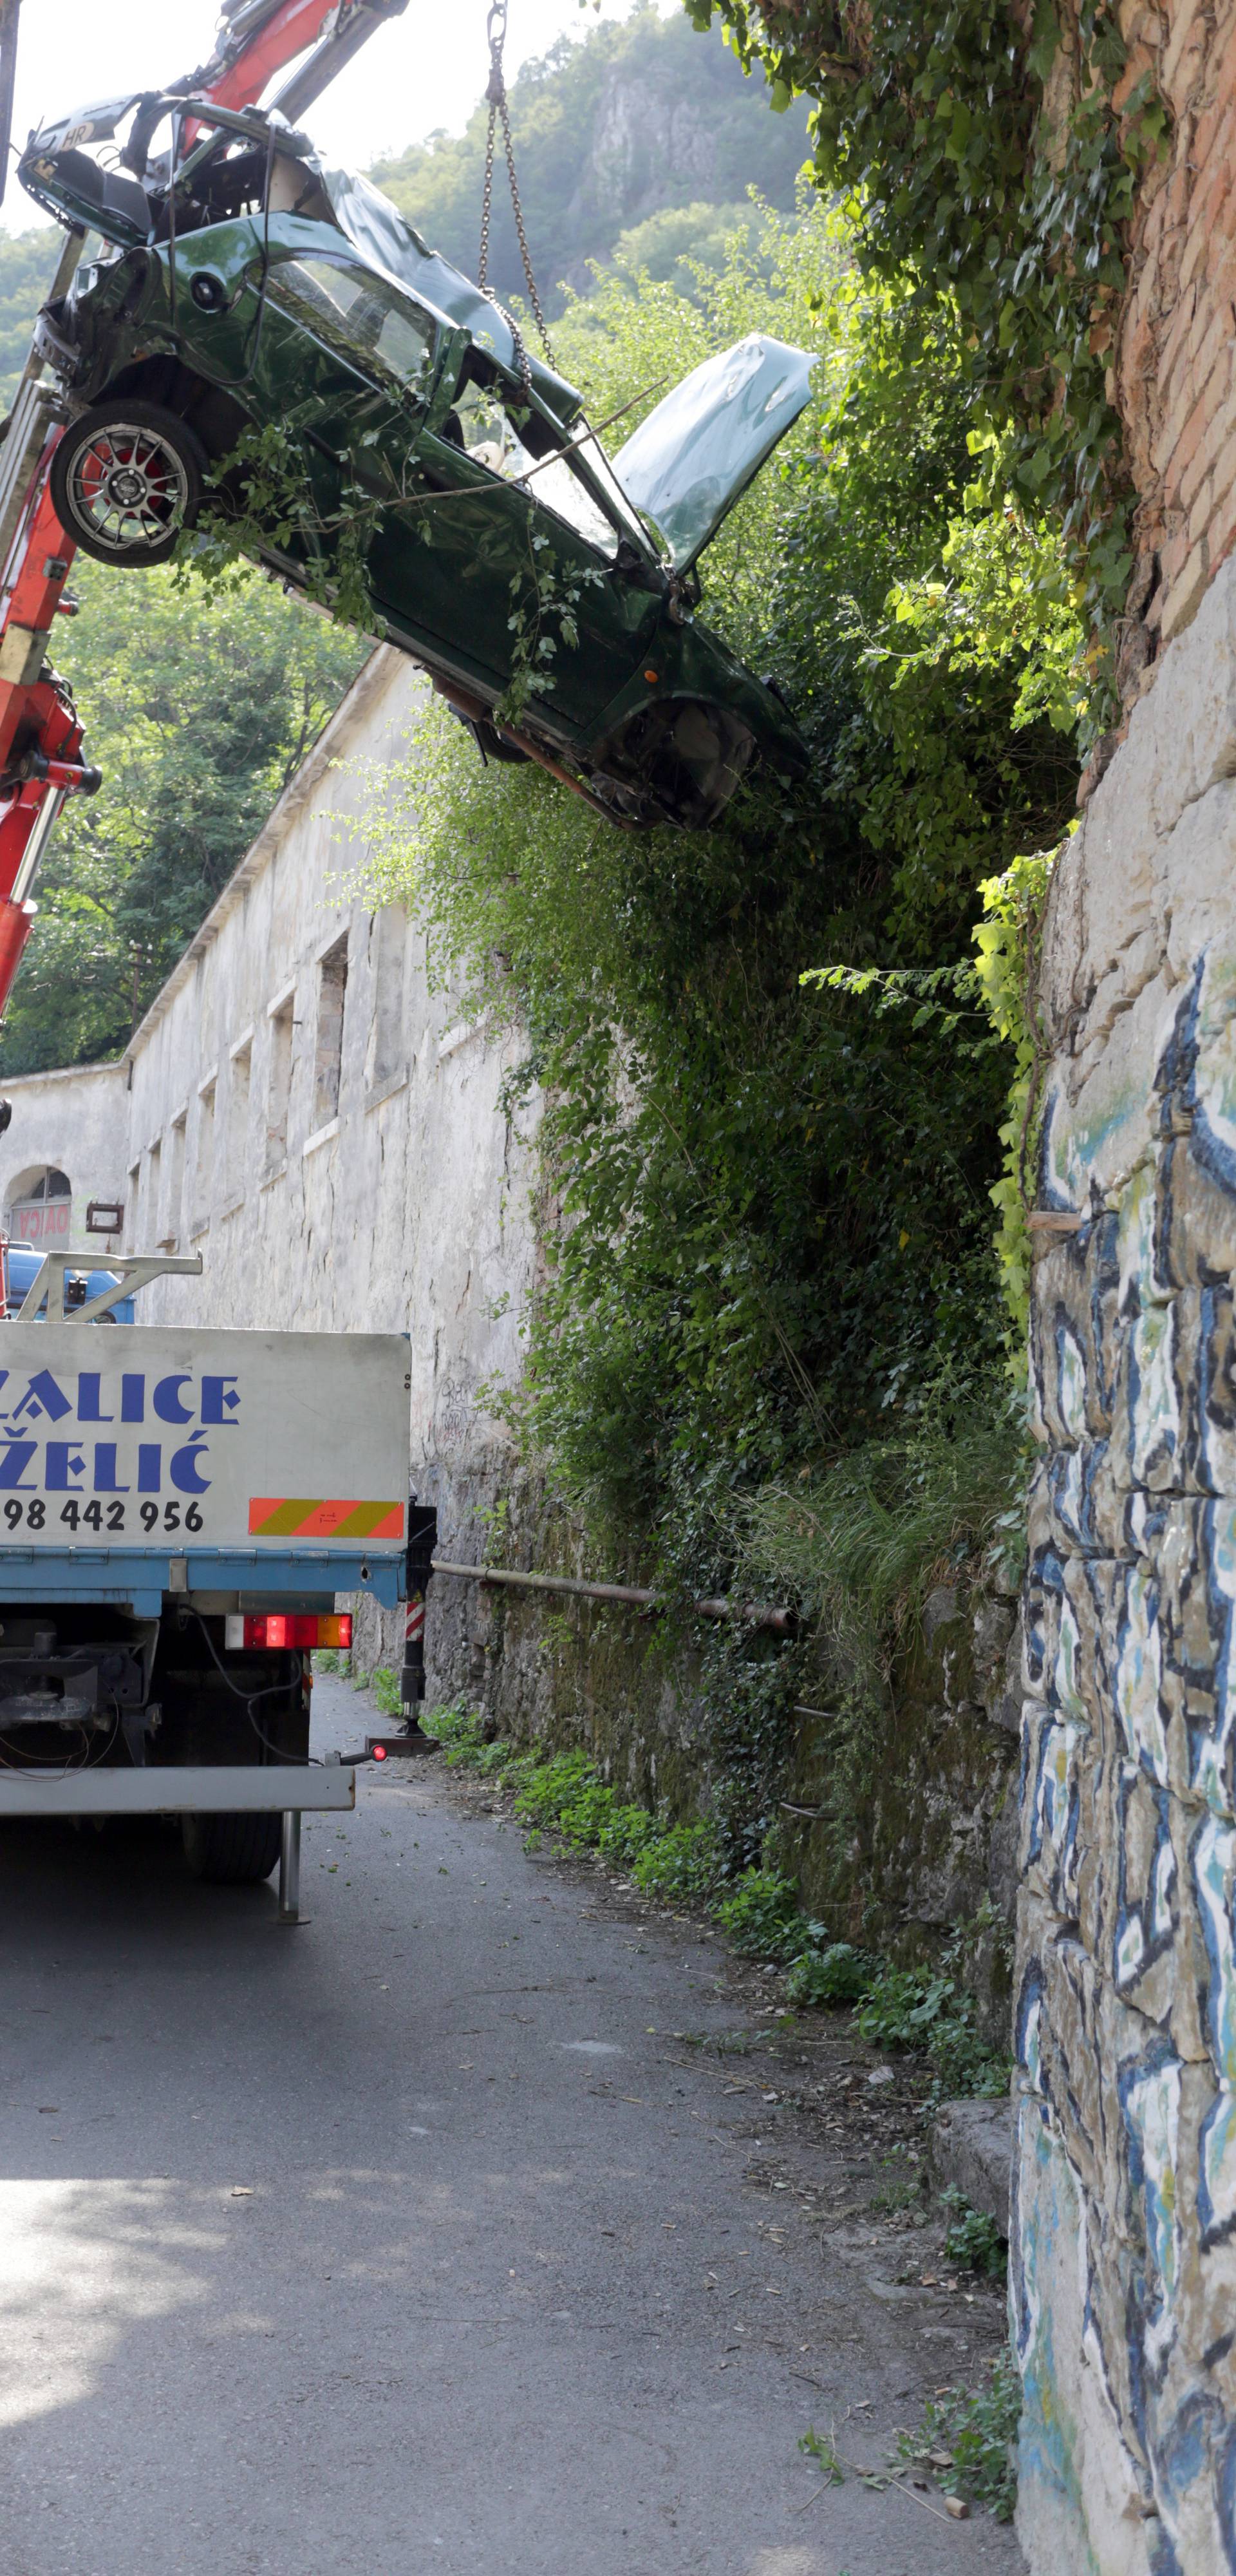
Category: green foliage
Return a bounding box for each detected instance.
[785,1941,871,2005]
[596,1802,657,1866]
[371,3,809,317]
[369,1666,403,1720]
[416,1701,1004,2090]
[512,1749,612,1841]
[682,0,1166,705]
[855,1961,1011,2098]
[743,1383,1025,1693]
[606,201,768,302]
[0,223,64,406]
[973,846,1060,1342]
[897,2348,1021,2521]
[631,1821,722,1904]
[941,2189,1007,2279]
[350,202,1078,1584]
[871,2140,922,2210]
[2,558,364,1074]
[711,1866,802,1958]
[798,2425,845,2485]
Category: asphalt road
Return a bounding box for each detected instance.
[0,1674,1026,2576]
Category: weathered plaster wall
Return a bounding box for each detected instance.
[1016,553,1236,2569]
[0,1059,127,1250]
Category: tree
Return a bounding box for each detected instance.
[350,200,1082,1567]
[0,563,366,1072]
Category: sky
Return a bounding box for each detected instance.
[3,0,665,231]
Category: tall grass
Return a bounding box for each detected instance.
[743,1395,1025,1692]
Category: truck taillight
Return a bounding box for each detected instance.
[223,1614,353,1651]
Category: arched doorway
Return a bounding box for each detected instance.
[5,1166,72,1246]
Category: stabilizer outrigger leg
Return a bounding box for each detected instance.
[277,1810,303,1924]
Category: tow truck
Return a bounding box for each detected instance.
[0,3,435,1913]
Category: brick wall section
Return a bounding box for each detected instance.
[1110,3,1236,693]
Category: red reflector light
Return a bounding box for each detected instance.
[373,1745,388,1761]
[241,1613,355,1651]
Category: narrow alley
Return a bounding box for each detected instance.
[0,1675,1022,2576]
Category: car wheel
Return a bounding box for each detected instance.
[51,400,206,568]
[182,1811,282,1884]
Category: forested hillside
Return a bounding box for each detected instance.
[371,3,809,309]
[0,566,366,1076]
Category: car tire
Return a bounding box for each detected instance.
[182,1811,282,1884]
[51,399,207,568]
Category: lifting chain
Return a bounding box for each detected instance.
[477,0,557,388]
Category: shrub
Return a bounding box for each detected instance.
[632,1823,720,1904]
[597,1803,657,1866]
[713,1866,804,1959]
[942,2190,1007,2278]
[512,1751,600,1837]
[856,1962,1011,2098]
[786,1942,872,2006]
[370,1666,402,1721]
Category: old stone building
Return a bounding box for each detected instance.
[0,645,539,1687]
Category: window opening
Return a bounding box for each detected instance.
[4,1166,72,1245]
[270,258,436,395]
[314,940,349,1130]
[163,1112,187,1250]
[366,906,407,1090]
[267,995,295,1168]
[227,1043,252,1199]
[451,378,617,557]
[193,1083,216,1227]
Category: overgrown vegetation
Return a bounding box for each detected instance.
[683,0,1166,705]
[941,2190,1007,2279]
[742,1381,1025,1698]
[337,187,1080,1946]
[353,199,1078,1599]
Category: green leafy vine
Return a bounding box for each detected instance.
[682,0,1170,726]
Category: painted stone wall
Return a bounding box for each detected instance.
[1016,551,1236,2570]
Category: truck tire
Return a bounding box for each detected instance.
[182,1811,282,1884]
[51,399,206,567]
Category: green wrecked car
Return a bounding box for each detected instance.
[20,94,814,828]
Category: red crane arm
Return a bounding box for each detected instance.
[0,0,407,1025]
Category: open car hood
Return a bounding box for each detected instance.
[611,335,816,573]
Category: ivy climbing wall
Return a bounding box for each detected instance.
[1018,554,1236,2571]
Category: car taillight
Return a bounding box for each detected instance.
[223,1613,353,1651]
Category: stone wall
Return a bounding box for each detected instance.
[1016,553,1236,2568]
[1110,0,1236,679]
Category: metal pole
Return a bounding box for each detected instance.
[278,1810,301,1923]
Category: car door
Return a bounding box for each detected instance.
[384,366,658,737]
[250,246,438,594]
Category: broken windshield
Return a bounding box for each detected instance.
[451,379,619,559]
